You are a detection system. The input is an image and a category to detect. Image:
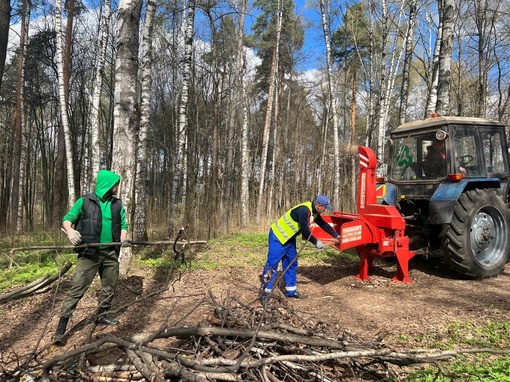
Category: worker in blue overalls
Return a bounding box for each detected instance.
[260,195,340,300]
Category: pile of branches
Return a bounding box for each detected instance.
[8,290,480,382]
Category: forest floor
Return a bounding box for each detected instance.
[1,238,510,380]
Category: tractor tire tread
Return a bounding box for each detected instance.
[442,189,510,278]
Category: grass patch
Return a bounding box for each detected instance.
[204,232,268,267]
[201,232,355,269]
[218,233,268,247]
[395,321,510,350]
[407,357,510,381]
[403,320,510,381]
[299,245,358,264]
[0,252,76,292]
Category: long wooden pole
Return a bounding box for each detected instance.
[5,240,207,269]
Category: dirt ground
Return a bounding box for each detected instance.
[2,248,510,379]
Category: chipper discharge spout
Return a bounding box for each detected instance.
[312,146,415,282]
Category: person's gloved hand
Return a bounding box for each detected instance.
[315,240,324,249]
[121,239,132,248]
[334,236,341,245]
[67,229,82,245]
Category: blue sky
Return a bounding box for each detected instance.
[8,0,333,72]
[243,0,331,71]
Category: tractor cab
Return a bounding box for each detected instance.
[389,119,509,184]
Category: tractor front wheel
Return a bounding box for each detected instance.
[442,189,510,278]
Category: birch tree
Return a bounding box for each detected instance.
[55,0,76,207]
[240,72,250,226]
[398,0,418,125]
[134,0,156,241]
[232,0,250,227]
[436,0,455,115]
[172,0,195,211]
[112,0,142,276]
[424,10,441,117]
[319,0,340,207]
[375,0,390,160]
[89,0,112,179]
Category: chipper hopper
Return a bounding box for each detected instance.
[311,146,416,282]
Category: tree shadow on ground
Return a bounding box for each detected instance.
[0,290,64,354]
[108,247,205,338]
[299,253,462,286]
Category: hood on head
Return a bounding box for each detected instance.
[95,170,121,199]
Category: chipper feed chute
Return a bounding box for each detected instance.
[311,146,415,282]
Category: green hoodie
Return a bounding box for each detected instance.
[63,170,128,244]
[95,169,121,200]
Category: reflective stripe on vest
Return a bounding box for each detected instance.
[271,201,313,244]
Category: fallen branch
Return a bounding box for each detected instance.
[8,240,208,256]
[0,274,50,302]
[3,239,207,270]
[0,261,73,303]
[144,326,349,350]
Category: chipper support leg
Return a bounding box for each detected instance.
[393,249,416,283]
[355,249,374,281]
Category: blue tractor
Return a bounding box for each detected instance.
[380,115,510,278]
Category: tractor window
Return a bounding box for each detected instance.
[482,131,506,174]
[391,135,446,180]
[453,129,480,176]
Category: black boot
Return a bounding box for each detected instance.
[97,308,119,326]
[54,316,69,344]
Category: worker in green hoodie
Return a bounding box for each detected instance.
[55,169,129,344]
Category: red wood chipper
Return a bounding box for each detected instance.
[311,146,416,282]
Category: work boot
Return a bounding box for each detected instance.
[54,316,69,344]
[97,309,119,326]
[97,316,120,326]
[287,291,307,299]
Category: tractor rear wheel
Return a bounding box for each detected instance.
[442,189,510,278]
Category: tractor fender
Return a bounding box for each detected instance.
[429,178,501,224]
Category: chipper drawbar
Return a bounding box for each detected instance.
[312,146,416,282]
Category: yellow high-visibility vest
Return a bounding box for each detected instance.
[271,201,315,244]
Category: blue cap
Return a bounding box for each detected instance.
[316,195,333,210]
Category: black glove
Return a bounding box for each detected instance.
[121,239,132,248]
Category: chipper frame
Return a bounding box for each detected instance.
[312,146,416,282]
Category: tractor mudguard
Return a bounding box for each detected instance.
[429,178,501,224]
